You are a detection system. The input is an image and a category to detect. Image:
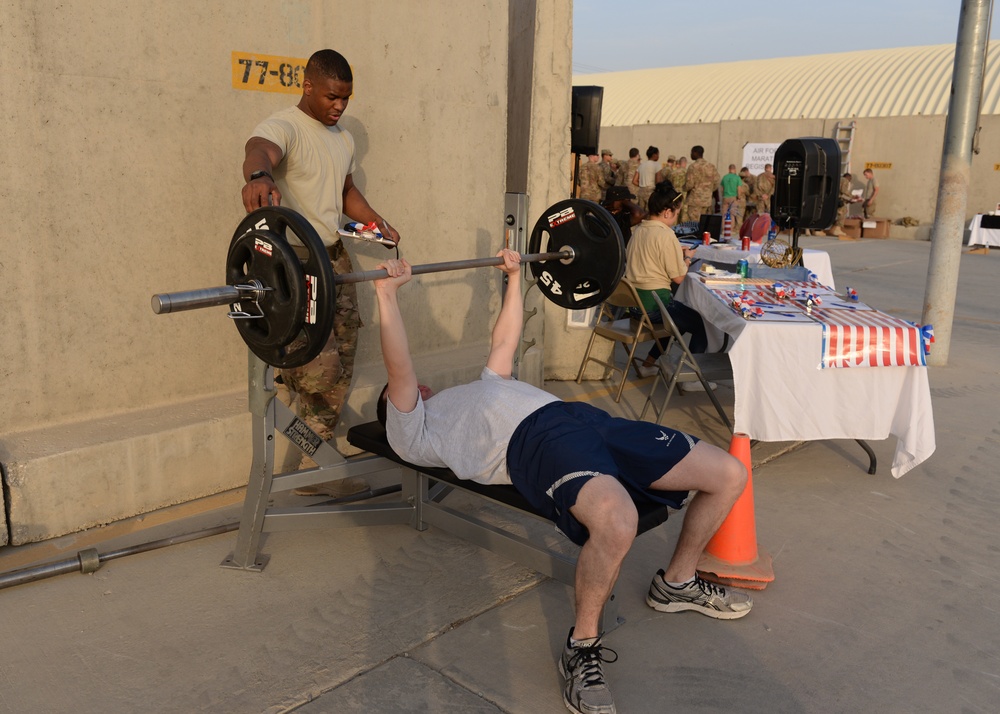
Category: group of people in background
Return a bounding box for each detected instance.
[578,145,881,240]
[577,145,777,240]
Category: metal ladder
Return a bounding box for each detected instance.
[834,121,856,174]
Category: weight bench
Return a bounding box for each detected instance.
[221,354,673,631]
[345,420,672,631]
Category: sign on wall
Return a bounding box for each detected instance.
[865,162,893,170]
[231,51,309,94]
[741,143,781,174]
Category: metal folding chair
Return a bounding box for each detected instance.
[640,291,734,430]
[575,278,671,403]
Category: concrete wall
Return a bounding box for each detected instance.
[1,1,574,543]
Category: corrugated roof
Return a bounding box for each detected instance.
[574,44,1000,126]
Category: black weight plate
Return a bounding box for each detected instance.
[527,199,625,309]
[227,207,336,368]
[226,229,305,349]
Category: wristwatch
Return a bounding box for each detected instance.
[248,170,273,182]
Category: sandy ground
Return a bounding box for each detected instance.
[1,236,998,713]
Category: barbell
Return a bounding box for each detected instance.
[151,198,625,368]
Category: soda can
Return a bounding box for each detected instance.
[703,231,711,245]
[741,236,750,251]
[737,258,749,278]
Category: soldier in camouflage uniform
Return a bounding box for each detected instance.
[683,145,721,225]
[281,241,361,443]
[731,179,749,231]
[622,148,641,193]
[669,157,688,220]
[829,172,855,236]
[754,164,776,217]
[577,154,603,202]
[599,149,617,201]
[242,48,401,496]
[739,167,756,212]
[862,168,879,218]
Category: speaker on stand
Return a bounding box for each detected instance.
[772,137,841,264]
[571,86,603,198]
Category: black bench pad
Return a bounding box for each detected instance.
[346,421,670,536]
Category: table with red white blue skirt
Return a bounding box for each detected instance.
[676,276,935,477]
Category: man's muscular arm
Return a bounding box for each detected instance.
[343,174,401,245]
[485,250,524,379]
[242,137,284,212]
[374,260,418,414]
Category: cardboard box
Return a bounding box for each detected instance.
[841,217,862,240]
[861,218,890,239]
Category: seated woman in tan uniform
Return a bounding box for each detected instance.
[625,182,711,388]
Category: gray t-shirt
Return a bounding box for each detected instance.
[385,368,559,485]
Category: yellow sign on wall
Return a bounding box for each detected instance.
[232,52,308,94]
[865,162,893,170]
[994,163,1000,171]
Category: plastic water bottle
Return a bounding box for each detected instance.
[767,221,777,242]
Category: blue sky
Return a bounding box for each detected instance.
[573,0,998,73]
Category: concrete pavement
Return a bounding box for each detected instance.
[1,236,998,713]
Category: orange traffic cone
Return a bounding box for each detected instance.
[697,432,775,590]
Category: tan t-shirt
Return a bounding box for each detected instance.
[626,219,687,312]
[251,106,357,246]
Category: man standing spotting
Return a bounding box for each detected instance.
[683,145,721,225]
[375,252,752,714]
[754,163,776,217]
[862,168,880,219]
[241,48,401,496]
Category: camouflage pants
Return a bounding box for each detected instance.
[635,186,653,211]
[684,201,711,226]
[835,203,849,227]
[280,241,360,442]
[731,199,746,231]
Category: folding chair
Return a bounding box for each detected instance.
[640,291,734,430]
[575,278,671,403]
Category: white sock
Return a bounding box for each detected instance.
[665,575,695,589]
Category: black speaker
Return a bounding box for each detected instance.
[698,213,723,240]
[772,138,841,230]
[571,86,603,155]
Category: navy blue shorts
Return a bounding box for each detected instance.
[506,401,695,545]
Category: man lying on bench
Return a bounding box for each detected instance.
[373,249,752,714]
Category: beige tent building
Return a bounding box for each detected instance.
[574,43,1000,237]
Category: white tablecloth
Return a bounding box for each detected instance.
[693,244,835,288]
[677,277,935,478]
[967,214,1000,247]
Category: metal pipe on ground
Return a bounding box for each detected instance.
[0,484,402,590]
